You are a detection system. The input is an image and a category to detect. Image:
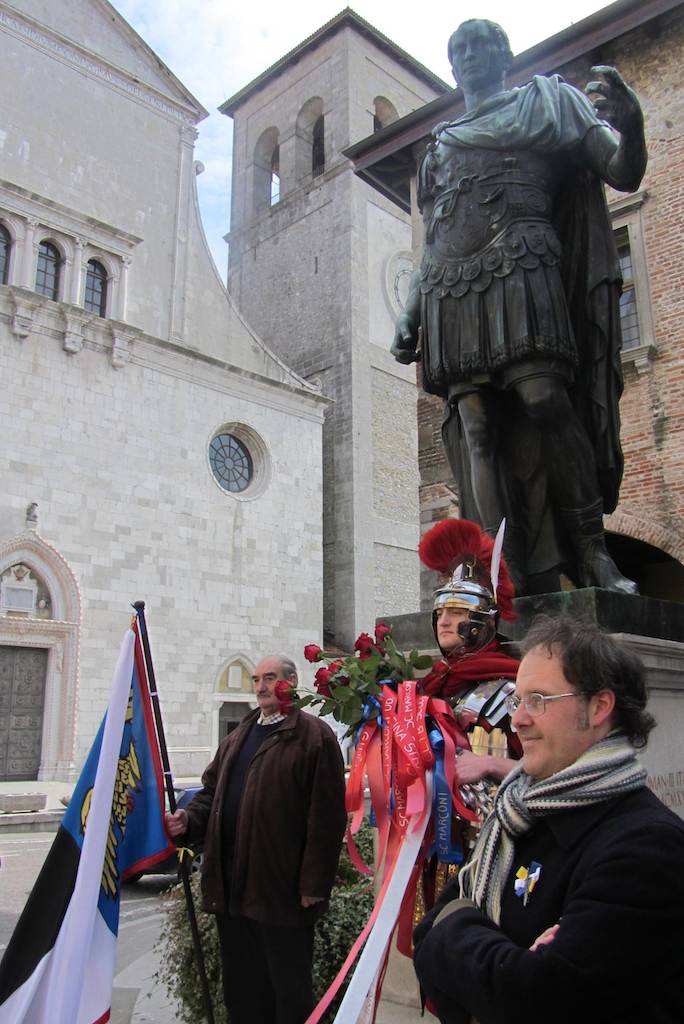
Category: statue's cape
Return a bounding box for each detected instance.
[436,75,624,514]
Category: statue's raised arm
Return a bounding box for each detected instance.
[584,65,647,192]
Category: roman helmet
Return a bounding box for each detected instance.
[419,518,516,655]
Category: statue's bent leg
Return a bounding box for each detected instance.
[514,377,637,595]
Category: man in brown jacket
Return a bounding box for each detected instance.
[165,654,347,1024]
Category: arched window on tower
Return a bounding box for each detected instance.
[295,97,325,183]
[84,259,108,317]
[0,225,11,285]
[373,96,399,132]
[253,126,280,212]
[312,115,325,177]
[35,241,62,300]
[270,145,280,205]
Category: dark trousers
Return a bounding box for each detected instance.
[215,912,315,1024]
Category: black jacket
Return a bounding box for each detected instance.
[414,786,684,1024]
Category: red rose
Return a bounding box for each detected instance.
[274,679,296,714]
[314,666,333,698]
[354,633,374,655]
[375,623,391,644]
[328,659,344,675]
[304,644,323,663]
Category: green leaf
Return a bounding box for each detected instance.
[384,635,398,657]
[388,650,408,675]
[412,654,434,669]
[341,704,363,726]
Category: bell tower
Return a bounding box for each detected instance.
[222,10,447,645]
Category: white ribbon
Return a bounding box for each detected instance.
[332,771,433,1024]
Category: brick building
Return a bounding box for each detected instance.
[345,0,684,606]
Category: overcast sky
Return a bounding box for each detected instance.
[108,0,613,280]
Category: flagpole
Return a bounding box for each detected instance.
[133,601,216,1024]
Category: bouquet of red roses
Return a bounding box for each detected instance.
[296,625,433,734]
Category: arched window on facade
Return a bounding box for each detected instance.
[35,240,62,300]
[373,96,399,132]
[84,259,108,317]
[253,126,280,212]
[0,225,11,285]
[312,115,325,177]
[295,97,325,183]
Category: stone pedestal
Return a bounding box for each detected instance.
[379,588,684,1005]
[507,587,684,644]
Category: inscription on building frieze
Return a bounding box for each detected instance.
[648,771,684,810]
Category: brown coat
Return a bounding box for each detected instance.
[184,708,347,926]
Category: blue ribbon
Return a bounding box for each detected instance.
[355,695,384,743]
[429,727,464,864]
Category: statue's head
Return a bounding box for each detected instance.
[447,19,513,94]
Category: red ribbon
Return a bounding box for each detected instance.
[308,680,488,1023]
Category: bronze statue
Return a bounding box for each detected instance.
[392,19,647,596]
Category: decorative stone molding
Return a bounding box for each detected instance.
[211,652,257,749]
[0,5,200,129]
[0,531,81,623]
[10,287,37,338]
[621,341,656,374]
[61,307,88,354]
[1,178,141,326]
[25,502,39,530]
[383,249,414,319]
[609,189,656,365]
[0,532,82,781]
[110,323,133,369]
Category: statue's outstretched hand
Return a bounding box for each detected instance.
[391,314,420,364]
[585,65,643,135]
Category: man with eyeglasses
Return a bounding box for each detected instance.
[413,615,684,1024]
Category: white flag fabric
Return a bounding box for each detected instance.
[0,625,173,1024]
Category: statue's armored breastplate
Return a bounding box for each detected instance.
[419,143,562,298]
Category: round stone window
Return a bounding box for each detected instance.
[209,433,254,493]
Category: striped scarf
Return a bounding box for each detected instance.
[458,733,646,923]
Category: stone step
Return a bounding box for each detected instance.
[0,809,63,833]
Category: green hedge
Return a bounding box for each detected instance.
[155,823,375,1024]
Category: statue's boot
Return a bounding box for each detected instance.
[559,501,638,594]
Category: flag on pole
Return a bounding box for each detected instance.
[0,622,175,1024]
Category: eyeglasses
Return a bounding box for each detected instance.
[504,691,588,716]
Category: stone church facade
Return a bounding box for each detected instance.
[0,0,328,780]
